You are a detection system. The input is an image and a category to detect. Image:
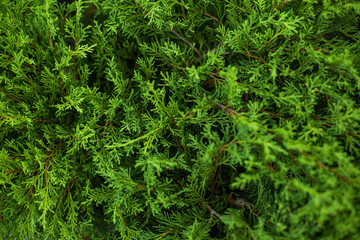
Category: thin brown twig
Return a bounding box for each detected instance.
[26,170,40,199]
[44,141,63,189]
[5,169,22,175]
[169,116,185,150]
[8,56,41,71]
[310,115,356,136]
[170,62,221,80]
[62,178,72,201]
[137,183,147,190]
[272,0,290,11]
[1,116,59,124]
[289,150,318,185]
[211,141,242,191]
[58,70,66,96]
[73,38,78,81]
[201,202,222,220]
[209,71,221,78]
[48,27,66,96]
[163,24,203,61]
[32,119,60,124]
[169,62,186,71]
[181,4,187,21]
[228,195,259,217]
[0,89,23,103]
[260,109,291,121]
[213,101,243,118]
[9,155,26,159]
[266,162,290,182]
[299,151,352,184]
[120,213,127,227]
[241,52,268,64]
[47,27,57,57]
[316,160,352,183]
[158,221,193,239]
[123,79,133,99]
[211,141,236,190]
[194,9,222,26]
[81,236,92,240]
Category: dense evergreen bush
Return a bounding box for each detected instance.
[1,0,360,239]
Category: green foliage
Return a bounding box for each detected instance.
[1,0,360,239]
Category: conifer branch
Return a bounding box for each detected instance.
[1,1,359,238]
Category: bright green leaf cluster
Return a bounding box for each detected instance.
[1,0,360,239]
